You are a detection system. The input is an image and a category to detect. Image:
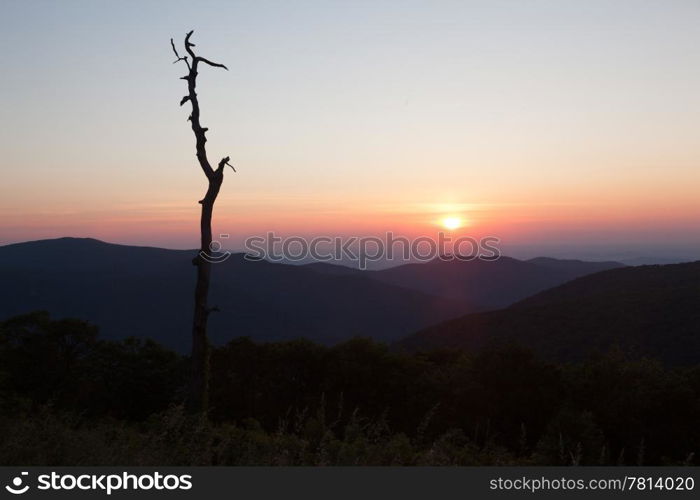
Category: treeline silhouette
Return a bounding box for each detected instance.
[1,312,698,465]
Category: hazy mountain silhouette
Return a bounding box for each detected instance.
[366,256,622,308]
[0,238,473,350]
[303,261,363,276]
[397,261,700,365]
[0,238,623,352]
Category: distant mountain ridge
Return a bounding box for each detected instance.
[1,237,623,352]
[397,261,700,365]
[0,238,476,351]
[365,255,623,308]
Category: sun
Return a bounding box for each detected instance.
[441,216,462,230]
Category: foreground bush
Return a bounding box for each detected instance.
[0,312,698,465]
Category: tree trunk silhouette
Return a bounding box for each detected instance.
[171,31,233,413]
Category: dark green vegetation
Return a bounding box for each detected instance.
[1,312,698,465]
[399,261,700,365]
[0,238,621,351]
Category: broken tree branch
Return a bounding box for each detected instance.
[198,57,229,71]
[170,38,190,70]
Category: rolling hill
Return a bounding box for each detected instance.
[0,238,478,351]
[367,256,622,308]
[0,237,623,352]
[396,261,700,365]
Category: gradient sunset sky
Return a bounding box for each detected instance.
[2,1,699,261]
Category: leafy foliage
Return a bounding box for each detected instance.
[0,313,698,465]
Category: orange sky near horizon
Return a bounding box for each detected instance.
[4,190,699,254]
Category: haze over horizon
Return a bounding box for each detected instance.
[2,1,699,263]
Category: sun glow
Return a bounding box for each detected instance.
[441,216,463,230]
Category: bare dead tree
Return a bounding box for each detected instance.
[171,31,233,412]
